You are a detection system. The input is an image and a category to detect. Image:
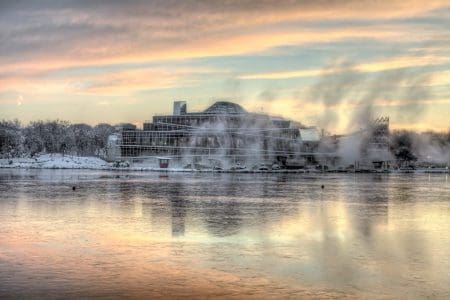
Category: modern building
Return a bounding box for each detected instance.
[107,100,390,171]
[108,101,322,169]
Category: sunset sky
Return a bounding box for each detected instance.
[1,0,449,133]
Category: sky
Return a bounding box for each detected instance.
[1,0,449,133]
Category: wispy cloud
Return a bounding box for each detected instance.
[240,51,450,80]
[0,67,219,97]
[2,1,449,70]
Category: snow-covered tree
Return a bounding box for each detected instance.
[0,119,24,158]
[23,120,69,155]
[93,123,115,155]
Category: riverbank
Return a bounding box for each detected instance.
[1,154,449,173]
[0,154,111,170]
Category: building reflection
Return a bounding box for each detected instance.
[168,181,187,237]
[2,169,449,299]
[203,200,243,237]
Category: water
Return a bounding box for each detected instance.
[0,169,449,299]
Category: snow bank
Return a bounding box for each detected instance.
[0,154,111,169]
[0,154,184,171]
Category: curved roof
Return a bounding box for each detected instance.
[203,101,247,114]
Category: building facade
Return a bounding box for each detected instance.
[108,101,321,169]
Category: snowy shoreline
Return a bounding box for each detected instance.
[0,154,111,170]
[1,154,449,174]
[0,155,309,173]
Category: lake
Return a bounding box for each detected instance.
[0,169,449,299]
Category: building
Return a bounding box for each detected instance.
[108,101,322,169]
[334,117,391,171]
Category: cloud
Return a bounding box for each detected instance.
[0,66,216,97]
[1,1,449,71]
[240,51,450,80]
[2,24,427,75]
[77,68,206,96]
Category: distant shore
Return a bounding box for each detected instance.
[0,154,111,170]
[1,154,449,174]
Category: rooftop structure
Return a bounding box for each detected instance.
[203,101,247,114]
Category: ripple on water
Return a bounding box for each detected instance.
[0,169,449,299]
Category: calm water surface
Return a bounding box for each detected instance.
[0,169,449,299]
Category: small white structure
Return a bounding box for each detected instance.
[106,133,121,161]
[299,127,321,142]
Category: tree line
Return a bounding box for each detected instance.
[0,119,449,165]
[390,130,450,165]
[0,120,116,158]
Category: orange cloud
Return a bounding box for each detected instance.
[2,24,417,75]
[240,53,450,80]
[0,66,222,97]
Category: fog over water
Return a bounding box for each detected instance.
[0,170,449,299]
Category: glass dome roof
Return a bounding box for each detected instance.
[203,101,247,114]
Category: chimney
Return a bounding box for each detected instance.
[173,101,187,115]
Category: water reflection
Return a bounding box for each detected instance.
[168,182,187,237]
[0,169,449,299]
